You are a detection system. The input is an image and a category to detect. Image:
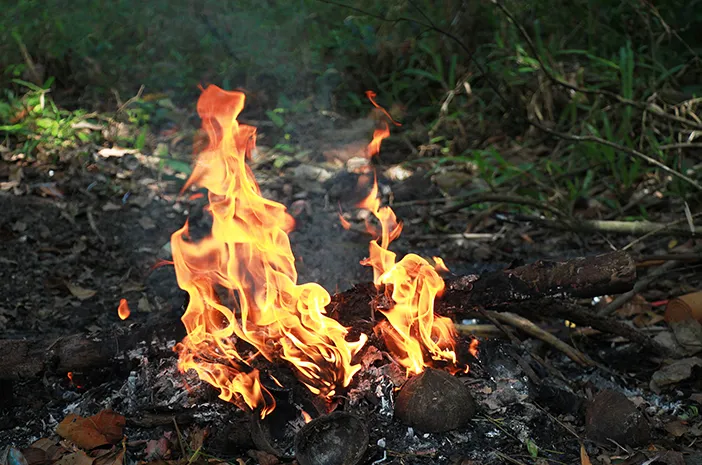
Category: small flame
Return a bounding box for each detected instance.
[300,410,313,423]
[367,123,390,158]
[67,372,83,389]
[171,85,366,418]
[338,212,351,230]
[358,93,464,376]
[118,299,130,320]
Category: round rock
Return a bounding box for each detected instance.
[585,389,650,446]
[395,368,476,433]
[294,412,368,465]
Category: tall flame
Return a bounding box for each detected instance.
[171,85,366,417]
[358,93,462,376]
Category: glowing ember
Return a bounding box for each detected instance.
[171,85,366,418]
[118,298,130,320]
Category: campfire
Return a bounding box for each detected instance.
[169,85,478,449]
[4,84,693,465]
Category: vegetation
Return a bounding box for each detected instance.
[2,0,702,219]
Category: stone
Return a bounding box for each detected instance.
[394,368,476,433]
[585,389,650,446]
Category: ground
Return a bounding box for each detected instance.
[1,97,701,465]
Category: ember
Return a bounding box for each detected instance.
[118,298,130,320]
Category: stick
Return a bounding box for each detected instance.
[499,213,700,238]
[487,311,596,367]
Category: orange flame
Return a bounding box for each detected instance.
[368,123,390,158]
[357,95,463,376]
[118,299,130,320]
[170,85,366,418]
[300,410,313,423]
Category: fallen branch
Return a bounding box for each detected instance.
[330,250,636,328]
[499,213,700,238]
[438,250,636,310]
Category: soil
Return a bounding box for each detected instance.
[2,106,701,464]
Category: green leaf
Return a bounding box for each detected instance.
[11,78,45,92]
[404,68,443,84]
[526,439,539,458]
[163,159,192,175]
[266,110,285,128]
[135,127,147,150]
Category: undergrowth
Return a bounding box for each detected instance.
[2,0,701,219]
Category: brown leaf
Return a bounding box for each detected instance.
[616,294,650,318]
[664,420,689,437]
[65,283,97,301]
[89,410,126,445]
[93,448,124,465]
[56,410,125,450]
[53,451,93,465]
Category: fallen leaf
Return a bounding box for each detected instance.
[188,426,208,452]
[56,410,125,449]
[664,420,689,437]
[53,451,93,465]
[144,438,170,460]
[98,147,137,158]
[90,410,126,444]
[670,318,702,354]
[93,448,124,465]
[66,283,97,301]
[650,357,702,393]
[616,294,650,318]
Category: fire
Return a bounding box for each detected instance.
[118,299,130,320]
[170,85,366,418]
[357,93,463,376]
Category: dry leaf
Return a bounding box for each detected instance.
[93,448,124,465]
[664,420,689,437]
[56,410,125,450]
[53,451,93,465]
[65,283,97,301]
[98,148,137,158]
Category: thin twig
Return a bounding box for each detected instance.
[433,192,566,217]
[117,85,145,114]
[86,207,106,243]
[489,311,596,367]
[497,213,701,238]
